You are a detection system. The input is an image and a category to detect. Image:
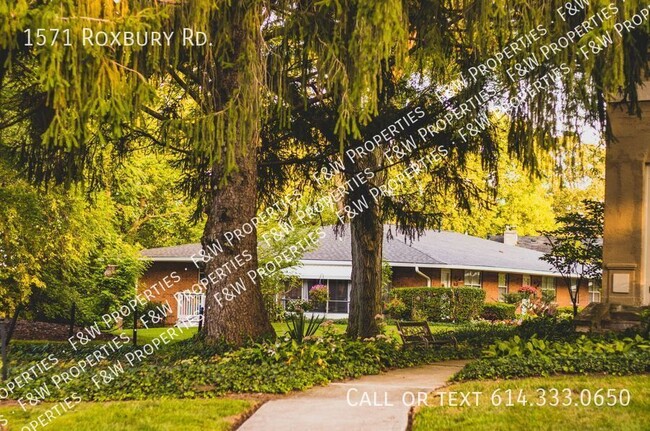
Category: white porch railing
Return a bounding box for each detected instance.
[174,292,205,326]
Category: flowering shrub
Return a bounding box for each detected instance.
[309,284,328,307]
[518,285,539,298]
[383,297,408,319]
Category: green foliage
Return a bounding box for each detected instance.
[501,293,525,304]
[455,334,650,381]
[285,312,325,344]
[393,287,486,322]
[516,317,575,340]
[4,333,467,401]
[383,297,408,320]
[481,303,516,321]
[110,153,203,249]
[542,200,604,315]
[122,301,167,329]
[308,284,328,308]
[0,163,145,324]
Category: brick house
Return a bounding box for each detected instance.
[140,226,600,324]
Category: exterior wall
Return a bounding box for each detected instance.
[139,261,202,325]
[141,260,591,325]
[481,272,500,303]
[390,266,584,308]
[602,97,650,306]
[391,267,439,286]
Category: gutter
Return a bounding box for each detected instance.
[415,266,432,287]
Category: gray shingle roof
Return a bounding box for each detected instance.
[302,226,441,264]
[141,225,556,274]
[489,234,553,253]
[142,243,201,259]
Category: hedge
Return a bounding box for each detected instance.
[480,303,516,321]
[393,287,485,322]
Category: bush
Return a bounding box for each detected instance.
[383,298,408,319]
[516,317,575,340]
[453,334,650,381]
[122,301,167,329]
[393,287,485,322]
[481,303,516,321]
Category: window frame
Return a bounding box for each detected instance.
[440,269,451,287]
[497,273,509,301]
[588,280,601,303]
[541,276,557,301]
[464,270,482,288]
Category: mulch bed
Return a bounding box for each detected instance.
[11,320,115,342]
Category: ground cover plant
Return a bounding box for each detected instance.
[412,375,650,431]
[1,320,528,402]
[453,334,650,381]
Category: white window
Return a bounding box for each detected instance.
[441,269,451,287]
[589,280,601,303]
[283,279,351,314]
[498,273,508,301]
[522,274,531,286]
[464,270,481,288]
[541,276,557,301]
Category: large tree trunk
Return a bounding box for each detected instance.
[345,150,384,339]
[201,147,275,345]
[198,5,274,346]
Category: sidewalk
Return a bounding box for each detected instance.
[237,360,467,431]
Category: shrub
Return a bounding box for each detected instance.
[393,287,485,322]
[481,303,516,321]
[516,316,575,340]
[502,292,524,304]
[383,297,408,319]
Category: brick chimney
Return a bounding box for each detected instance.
[503,228,518,246]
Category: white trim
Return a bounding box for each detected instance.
[300,260,560,277]
[140,257,197,262]
[141,257,563,277]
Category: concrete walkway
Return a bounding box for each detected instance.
[237,360,466,431]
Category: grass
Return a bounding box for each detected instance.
[412,375,650,431]
[0,398,253,431]
[110,321,460,345]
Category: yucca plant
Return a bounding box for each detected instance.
[285,311,325,344]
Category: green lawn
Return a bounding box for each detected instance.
[413,375,650,431]
[114,326,198,344]
[0,398,253,431]
[113,321,458,345]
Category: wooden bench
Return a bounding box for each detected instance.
[396,321,457,348]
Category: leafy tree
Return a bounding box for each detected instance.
[542,200,604,317]
[2,0,409,345]
[109,152,203,249]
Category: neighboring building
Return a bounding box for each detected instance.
[140,226,598,324]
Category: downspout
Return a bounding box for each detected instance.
[415,267,432,287]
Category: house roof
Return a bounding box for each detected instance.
[302,226,555,274]
[142,243,201,260]
[141,225,557,275]
[488,234,553,253]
